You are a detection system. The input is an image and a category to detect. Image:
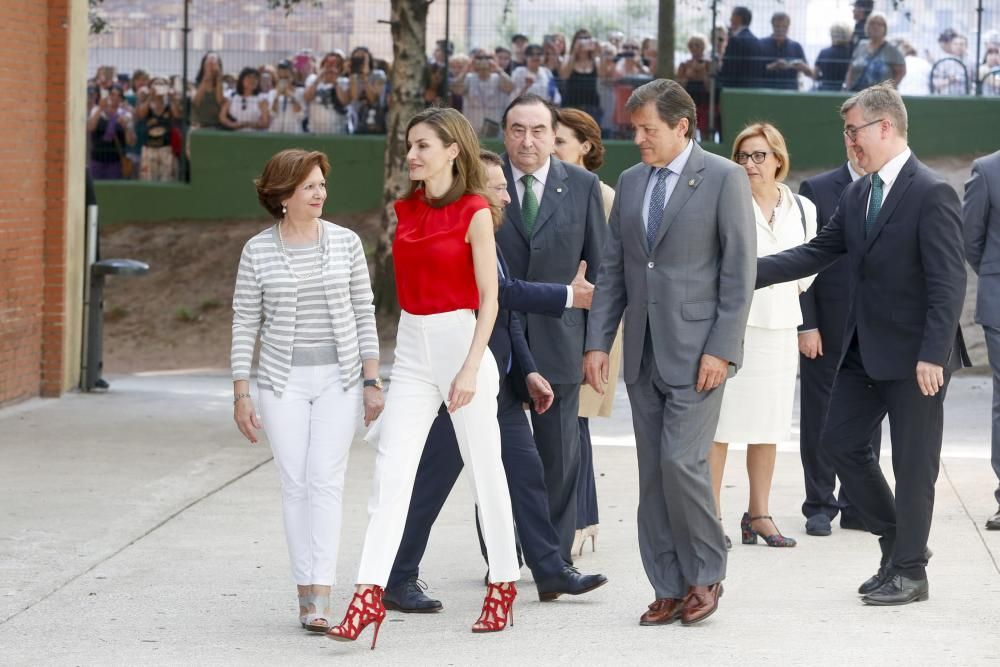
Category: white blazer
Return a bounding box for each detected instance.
[746,182,818,329]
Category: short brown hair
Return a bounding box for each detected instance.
[556,108,605,172]
[840,81,908,138]
[479,149,503,168]
[625,79,696,139]
[255,149,331,219]
[731,122,791,181]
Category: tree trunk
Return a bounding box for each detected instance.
[373,0,429,315]
[657,0,675,79]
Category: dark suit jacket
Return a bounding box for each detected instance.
[962,149,1000,328]
[497,156,608,384]
[719,28,763,88]
[491,248,567,384]
[758,153,969,380]
[798,163,854,331]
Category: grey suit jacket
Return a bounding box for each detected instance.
[963,149,1000,329]
[585,142,757,386]
[496,156,609,384]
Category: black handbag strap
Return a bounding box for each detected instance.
[792,193,807,237]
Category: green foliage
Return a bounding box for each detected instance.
[90,0,323,34]
[199,298,224,311]
[175,306,198,323]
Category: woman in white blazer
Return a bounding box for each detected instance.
[710,123,817,549]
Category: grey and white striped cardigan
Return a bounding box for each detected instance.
[231,221,379,396]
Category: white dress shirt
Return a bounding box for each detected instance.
[510,157,550,209]
[866,146,911,217]
[641,139,695,231]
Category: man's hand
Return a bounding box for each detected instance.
[696,353,728,392]
[583,350,609,394]
[525,372,554,414]
[570,260,594,309]
[798,330,823,359]
[916,361,945,397]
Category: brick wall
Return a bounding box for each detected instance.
[0,0,77,405]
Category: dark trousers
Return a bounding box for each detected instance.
[799,304,881,520]
[823,336,947,580]
[387,376,566,590]
[985,326,1000,505]
[530,382,582,563]
[576,418,600,528]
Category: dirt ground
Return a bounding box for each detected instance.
[100,156,987,375]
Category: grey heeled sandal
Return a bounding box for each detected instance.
[299,593,332,633]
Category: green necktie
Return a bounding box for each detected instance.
[520,174,539,237]
[865,173,883,237]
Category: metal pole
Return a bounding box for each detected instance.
[975,0,984,96]
[440,0,451,106]
[180,0,191,180]
[707,0,718,141]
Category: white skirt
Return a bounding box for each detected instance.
[714,326,798,444]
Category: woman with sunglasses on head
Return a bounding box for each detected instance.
[709,122,817,550]
[220,67,270,131]
[326,107,519,649]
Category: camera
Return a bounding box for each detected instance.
[351,56,365,74]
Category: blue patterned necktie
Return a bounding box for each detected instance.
[646,168,670,250]
[865,172,883,236]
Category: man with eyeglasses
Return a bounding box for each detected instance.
[757,83,968,606]
[796,134,881,539]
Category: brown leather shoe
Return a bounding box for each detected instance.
[680,583,723,625]
[639,598,685,626]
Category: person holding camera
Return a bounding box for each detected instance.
[347,47,381,120]
[354,69,390,135]
[270,60,305,134]
[220,67,270,132]
[304,51,350,134]
[191,52,225,131]
[87,85,136,180]
[560,30,604,124]
[136,76,182,181]
[510,44,559,104]
[451,49,514,136]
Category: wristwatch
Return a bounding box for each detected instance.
[363,377,384,390]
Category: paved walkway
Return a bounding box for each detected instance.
[1,371,998,665]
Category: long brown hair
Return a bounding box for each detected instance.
[404,107,500,228]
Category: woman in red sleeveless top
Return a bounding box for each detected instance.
[327,108,519,648]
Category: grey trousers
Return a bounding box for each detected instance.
[986,326,1000,505]
[627,333,728,599]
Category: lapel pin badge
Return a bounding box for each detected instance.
[688,179,696,187]
[556,187,563,193]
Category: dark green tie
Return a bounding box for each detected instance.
[520,174,539,237]
[865,173,883,237]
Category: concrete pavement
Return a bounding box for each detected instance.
[1,370,999,665]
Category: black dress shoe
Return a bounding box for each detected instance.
[986,507,1000,530]
[861,574,929,606]
[382,576,442,613]
[536,566,608,601]
[858,566,889,595]
[805,514,832,536]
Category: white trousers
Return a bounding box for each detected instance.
[356,309,520,585]
[259,364,361,586]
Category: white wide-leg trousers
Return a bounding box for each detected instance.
[259,364,361,586]
[356,309,520,585]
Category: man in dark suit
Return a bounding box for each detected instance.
[962,148,1000,530]
[382,152,607,612]
[718,6,764,89]
[496,94,609,563]
[797,136,882,537]
[757,84,969,606]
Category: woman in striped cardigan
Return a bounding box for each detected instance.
[231,148,383,633]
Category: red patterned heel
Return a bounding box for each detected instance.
[472,582,517,633]
[326,586,386,650]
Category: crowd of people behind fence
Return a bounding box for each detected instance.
[85,0,1000,182]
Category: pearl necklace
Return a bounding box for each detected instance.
[277,219,322,280]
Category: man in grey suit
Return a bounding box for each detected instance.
[963,148,1000,530]
[496,93,609,563]
[584,79,756,625]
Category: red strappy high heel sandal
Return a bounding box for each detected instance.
[326,586,386,650]
[472,582,517,633]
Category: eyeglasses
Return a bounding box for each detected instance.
[843,118,884,142]
[734,150,774,165]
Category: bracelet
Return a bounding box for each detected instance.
[234,392,252,404]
